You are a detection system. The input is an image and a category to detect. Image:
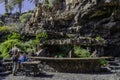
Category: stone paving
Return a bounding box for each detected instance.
[0,72,120,80]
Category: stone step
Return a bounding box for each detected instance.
[115,57,120,60]
[107,60,120,63]
[108,58,115,60]
[0,66,5,72]
[107,61,120,66]
[100,67,112,72]
[117,63,120,66]
[109,64,120,66]
[107,60,119,63]
[111,70,120,73]
[109,66,120,70]
[0,71,12,76]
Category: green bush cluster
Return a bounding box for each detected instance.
[7,23,24,33]
[0,39,25,58]
[42,0,52,7]
[36,32,48,39]
[0,39,41,58]
[74,46,91,58]
[20,13,32,23]
[0,26,9,32]
[0,32,36,58]
[99,59,107,66]
[0,20,3,26]
[24,40,36,53]
[0,31,49,58]
[36,32,48,42]
[7,32,22,40]
[42,0,60,8]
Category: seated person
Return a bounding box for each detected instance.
[18,52,28,70]
[18,52,27,64]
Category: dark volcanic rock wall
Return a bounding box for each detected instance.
[25,0,120,57]
[79,3,120,56]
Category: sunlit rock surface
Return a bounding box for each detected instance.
[25,0,120,57]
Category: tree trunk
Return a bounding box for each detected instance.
[5,0,8,13]
[18,2,22,14]
[34,0,39,7]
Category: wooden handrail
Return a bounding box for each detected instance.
[29,57,112,60]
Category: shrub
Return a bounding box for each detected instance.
[67,34,75,38]
[36,32,48,42]
[42,0,59,8]
[28,32,48,49]
[42,0,50,7]
[74,46,91,58]
[0,39,25,58]
[0,20,3,26]
[20,13,32,23]
[95,36,106,45]
[7,23,24,33]
[99,59,107,66]
[0,26,9,32]
[24,40,36,53]
[96,36,104,40]
[7,32,22,40]
[4,12,9,16]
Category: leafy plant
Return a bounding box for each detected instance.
[7,32,22,40]
[99,59,107,66]
[8,23,24,33]
[0,26,9,32]
[4,12,9,16]
[42,0,59,8]
[24,40,36,53]
[36,32,48,42]
[95,36,106,45]
[0,20,3,26]
[96,36,103,40]
[0,39,25,58]
[74,46,91,58]
[42,0,50,7]
[67,34,75,38]
[20,12,32,23]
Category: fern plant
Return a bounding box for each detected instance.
[0,39,25,58]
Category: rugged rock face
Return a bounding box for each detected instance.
[25,0,120,57]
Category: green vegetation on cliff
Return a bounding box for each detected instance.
[0,39,25,58]
[74,46,91,58]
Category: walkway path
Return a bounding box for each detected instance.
[0,72,119,80]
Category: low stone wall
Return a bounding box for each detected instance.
[43,59,100,73]
[31,57,111,73]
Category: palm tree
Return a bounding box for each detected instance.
[7,3,14,13]
[11,0,24,14]
[0,0,9,13]
[28,0,39,7]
